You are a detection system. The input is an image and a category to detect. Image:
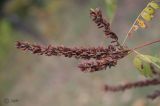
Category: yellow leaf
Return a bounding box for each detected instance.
[148,1,160,9]
[136,19,147,28]
[141,11,153,21]
[144,6,155,15]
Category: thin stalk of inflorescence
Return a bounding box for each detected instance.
[122,4,147,45]
[125,38,160,56]
[122,12,142,46]
[131,38,160,51]
[122,14,141,45]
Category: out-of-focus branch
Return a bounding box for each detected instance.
[147,90,160,100]
[104,78,160,92]
[132,38,160,51]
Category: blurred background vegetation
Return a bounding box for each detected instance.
[0,0,160,106]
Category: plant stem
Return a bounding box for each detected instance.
[122,13,141,45]
[132,38,160,50]
[122,1,149,45]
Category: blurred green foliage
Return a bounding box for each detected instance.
[0,19,12,66]
[133,53,160,78]
[4,0,44,16]
[105,0,117,22]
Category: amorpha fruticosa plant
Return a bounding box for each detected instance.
[16,1,160,100]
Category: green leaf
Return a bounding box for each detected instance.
[104,0,117,22]
[133,53,160,78]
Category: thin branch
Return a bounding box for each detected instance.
[122,10,143,45]
[122,13,141,45]
[104,78,160,92]
[131,38,160,51]
[122,1,151,45]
